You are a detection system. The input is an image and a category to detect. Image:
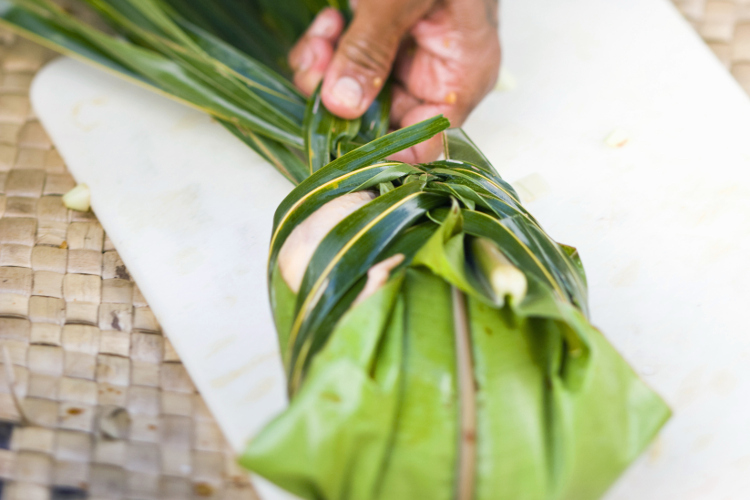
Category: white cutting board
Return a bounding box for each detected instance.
[31,59,295,498]
[29,0,750,498]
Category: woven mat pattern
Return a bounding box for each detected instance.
[0,2,747,500]
[673,0,750,92]
[0,28,258,500]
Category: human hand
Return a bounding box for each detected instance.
[289,0,501,163]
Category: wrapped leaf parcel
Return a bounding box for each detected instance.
[0,1,671,499]
[244,124,669,500]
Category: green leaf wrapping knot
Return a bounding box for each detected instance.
[0,1,670,499]
[249,126,670,500]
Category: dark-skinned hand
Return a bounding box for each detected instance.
[289,0,501,162]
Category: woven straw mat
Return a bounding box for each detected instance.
[0,2,748,500]
[0,29,260,500]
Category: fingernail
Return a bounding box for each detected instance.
[309,10,337,38]
[331,76,363,110]
[295,47,314,73]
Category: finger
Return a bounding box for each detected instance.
[307,7,346,40]
[393,37,417,85]
[389,104,448,163]
[289,8,344,70]
[401,0,501,127]
[390,83,422,127]
[405,38,500,128]
[291,37,335,96]
[321,0,434,119]
[289,8,345,95]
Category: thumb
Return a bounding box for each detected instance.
[321,2,424,119]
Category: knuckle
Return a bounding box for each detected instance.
[338,33,396,76]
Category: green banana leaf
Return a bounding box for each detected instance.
[0,1,671,499]
[247,158,669,498]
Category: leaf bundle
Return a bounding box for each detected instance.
[0,1,671,499]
